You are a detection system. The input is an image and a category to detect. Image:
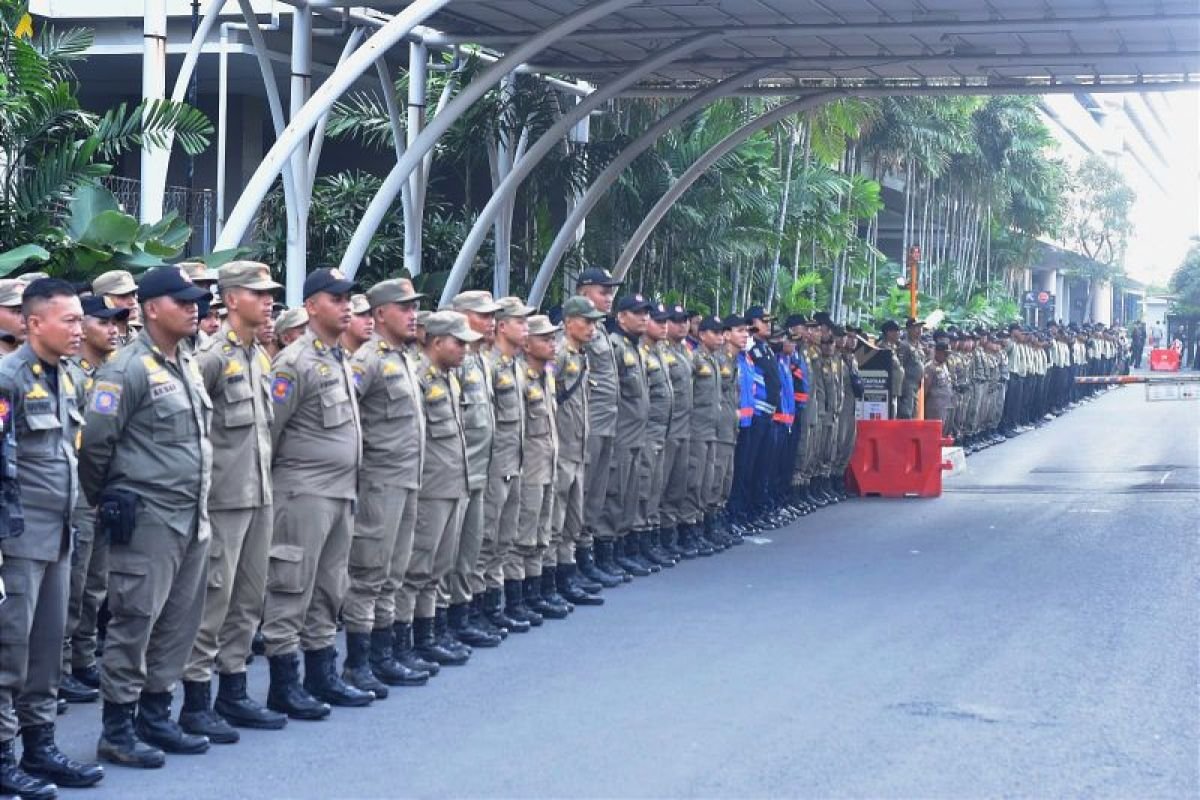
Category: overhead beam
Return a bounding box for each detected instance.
[617,78,1200,97]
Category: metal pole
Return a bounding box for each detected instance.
[214,0,456,253]
[336,0,641,282]
[439,33,722,306]
[140,0,168,223]
[527,66,773,306]
[286,2,312,306]
[308,27,368,191]
[404,41,428,276]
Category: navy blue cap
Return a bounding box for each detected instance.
[784,314,807,328]
[576,267,622,287]
[668,304,690,322]
[813,311,832,326]
[698,316,724,333]
[881,319,900,333]
[744,305,771,322]
[138,266,211,303]
[650,303,672,322]
[80,295,130,320]
[303,267,356,300]
[616,293,653,313]
[722,314,747,330]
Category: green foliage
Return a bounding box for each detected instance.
[1062,153,1135,274]
[1168,238,1200,321]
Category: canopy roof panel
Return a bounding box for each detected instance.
[415,0,1200,92]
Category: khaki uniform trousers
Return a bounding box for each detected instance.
[102,516,208,704]
[0,553,69,740]
[581,433,614,547]
[446,488,484,606]
[63,505,108,673]
[402,497,466,622]
[711,442,736,509]
[684,438,716,523]
[658,437,689,528]
[477,472,522,592]
[508,478,553,580]
[816,421,838,478]
[550,459,585,566]
[261,494,353,658]
[344,483,418,634]
[184,505,271,681]
[603,444,641,541]
[634,439,667,530]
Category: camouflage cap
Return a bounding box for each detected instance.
[92,270,138,296]
[0,279,25,307]
[180,261,220,284]
[218,260,282,292]
[366,277,424,309]
[450,290,502,314]
[350,294,371,315]
[275,307,309,333]
[560,295,604,321]
[425,310,482,342]
[527,314,560,336]
[495,296,536,319]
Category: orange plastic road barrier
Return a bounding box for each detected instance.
[1149,349,1180,372]
[846,419,953,498]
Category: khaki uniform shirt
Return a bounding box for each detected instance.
[351,333,424,489]
[80,334,213,539]
[269,329,361,501]
[610,329,648,449]
[458,349,494,491]
[716,349,739,445]
[66,355,103,512]
[554,342,588,464]
[691,347,721,443]
[899,337,925,398]
[664,341,694,443]
[0,345,85,560]
[585,323,619,438]
[522,362,557,486]
[642,341,674,442]
[195,324,274,510]
[486,348,525,478]
[417,355,469,500]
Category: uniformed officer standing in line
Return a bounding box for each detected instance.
[632,305,676,570]
[781,316,811,516]
[400,312,475,666]
[340,278,433,698]
[924,342,954,424]
[478,297,536,631]
[830,326,860,499]
[898,317,925,419]
[813,329,844,505]
[274,308,309,351]
[91,271,141,346]
[657,306,695,561]
[574,269,624,588]
[0,280,105,798]
[0,281,26,355]
[795,321,826,508]
[444,292,508,641]
[603,294,652,578]
[178,261,287,742]
[879,320,905,419]
[508,315,572,619]
[59,296,127,707]
[340,294,374,355]
[548,297,606,604]
[714,316,748,538]
[740,307,782,526]
[691,316,731,549]
[262,268,371,720]
[80,267,214,767]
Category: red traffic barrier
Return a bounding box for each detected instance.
[1149,348,1180,372]
[845,419,953,498]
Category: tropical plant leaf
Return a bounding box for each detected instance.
[0,244,51,276]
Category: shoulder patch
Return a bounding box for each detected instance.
[0,396,10,426]
[90,382,122,416]
[141,355,161,373]
[426,383,446,402]
[623,352,636,367]
[351,364,365,388]
[224,359,244,378]
[26,382,49,400]
[271,374,294,404]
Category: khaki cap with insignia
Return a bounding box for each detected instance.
[425,310,482,342]
[16,272,49,284]
[367,277,425,309]
[218,260,282,292]
[93,270,138,296]
[527,315,560,336]
[350,294,371,315]
[0,279,25,307]
[450,290,502,314]
[495,296,536,319]
[180,261,220,284]
[275,307,309,333]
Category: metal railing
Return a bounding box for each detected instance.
[99,176,216,257]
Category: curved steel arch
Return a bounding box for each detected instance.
[437,32,723,307]
[337,0,641,281]
[214,0,455,253]
[526,65,775,306]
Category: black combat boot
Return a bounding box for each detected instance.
[449,603,501,648]
[135,691,208,755]
[20,723,104,788]
[97,700,165,769]
[575,546,619,589]
[342,632,389,700]
[539,568,574,613]
[412,617,469,665]
[688,522,716,557]
[483,587,529,634]
[369,628,429,686]
[71,664,100,690]
[649,528,678,566]
[434,607,473,658]
[503,579,544,627]
[556,564,603,606]
[613,536,651,576]
[674,524,699,559]
[392,621,441,675]
[594,539,631,582]
[214,671,287,729]
[525,575,568,620]
[266,652,331,721]
[701,514,728,551]
[1,737,58,798]
[470,595,508,640]
[179,679,239,743]
[58,673,99,704]
[303,647,374,707]
[658,525,683,559]
[638,530,670,569]
[627,532,660,573]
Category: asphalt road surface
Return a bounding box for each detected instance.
[50,383,1199,799]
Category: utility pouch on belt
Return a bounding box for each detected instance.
[97,489,138,546]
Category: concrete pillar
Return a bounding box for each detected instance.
[237,96,266,231]
[1090,279,1113,325]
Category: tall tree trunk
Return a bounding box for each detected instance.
[766,122,799,312]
